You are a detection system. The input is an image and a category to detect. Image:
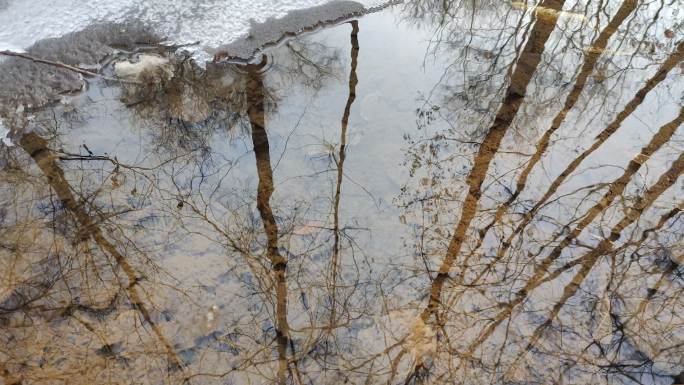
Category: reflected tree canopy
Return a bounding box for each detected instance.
[1,1,683,384]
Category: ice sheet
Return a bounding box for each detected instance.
[0,0,384,58]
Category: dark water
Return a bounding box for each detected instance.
[1,1,683,384]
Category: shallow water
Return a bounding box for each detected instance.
[1,1,684,384]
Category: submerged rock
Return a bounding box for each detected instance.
[404,316,436,365]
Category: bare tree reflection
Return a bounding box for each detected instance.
[1,1,683,384]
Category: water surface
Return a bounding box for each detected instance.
[1,1,683,384]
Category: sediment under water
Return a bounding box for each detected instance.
[0,1,683,384]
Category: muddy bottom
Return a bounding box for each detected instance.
[1,1,684,384]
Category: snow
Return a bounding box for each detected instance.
[0,118,12,146]
[114,54,171,80]
[0,0,386,62]
[0,42,25,53]
[214,0,366,60]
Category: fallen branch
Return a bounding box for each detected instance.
[0,50,100,77]
[0,50,140,84]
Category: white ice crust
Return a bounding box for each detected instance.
[0,0,384,60]
[0,119,12,146]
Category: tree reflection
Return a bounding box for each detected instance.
[396,0,684,383]
[1,1,683,384]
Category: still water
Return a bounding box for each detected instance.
[1,1,683,384]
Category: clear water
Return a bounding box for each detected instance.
[1,1,684,384]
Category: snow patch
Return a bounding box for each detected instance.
[114,54,172,81]
[0,0,388,62]
[214,0,366,60]
[0,119,12,146]
[0,42,25,53]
